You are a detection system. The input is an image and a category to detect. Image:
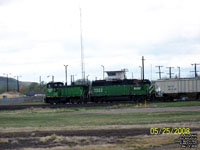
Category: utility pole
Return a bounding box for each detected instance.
[72,75,74,83]
[52,76,54,82]
[39,76,41,93]
[47,75,54,82]
[191,63,200,77]
[6,75,8,92]
[71,75,73,85]
[142,56,145,81]
[156,66,164,79]
[177,66,181,78]
[139,66,142,80]
[64,65,68,85]
[150,64,152,81]
[3,73,11,92]
[86,75,89,84]
[166,67,174,79]
[101,65,105,80]
[16,76,22,92]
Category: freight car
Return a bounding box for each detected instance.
[153,77,200,100]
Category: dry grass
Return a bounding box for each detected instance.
[39,134,60,143]
[11,139,18,144]
[39,135,91,145]
[121,131,200,150]
[1,122,200,133]
[22,144,123,150]
[30,132,35,136]
[0,138,9,143]
[121,134,179,149]
[8,132,200,150]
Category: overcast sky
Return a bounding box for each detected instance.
[0,0,200,83]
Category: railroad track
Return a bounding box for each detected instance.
[0,101,135,111]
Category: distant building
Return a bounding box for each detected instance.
[105,69,128,80]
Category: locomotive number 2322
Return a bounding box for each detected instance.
[94,88,103,93]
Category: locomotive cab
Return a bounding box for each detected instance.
[44,82,64,104]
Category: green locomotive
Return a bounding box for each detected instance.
[44,70,155,104]
[44,79,154,104]
[91,79,154,102]
[44,82,89,104]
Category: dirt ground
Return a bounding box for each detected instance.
[75,106,200,114]
[0,128,199,150]
[0,92,24,99]
[1,106,200,149]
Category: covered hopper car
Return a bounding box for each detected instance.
[153,77,200,100]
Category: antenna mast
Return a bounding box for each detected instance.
[80,7,85,83]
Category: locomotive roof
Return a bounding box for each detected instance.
[47,82,89,88]
[92,79,151,86]
[47,82,63,85]
[105,70,126,73]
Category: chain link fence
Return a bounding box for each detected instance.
[0,96,44,105]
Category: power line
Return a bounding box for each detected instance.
[177,66,181,78]
[166,67,174,79]
[191,63,200,77]
[155,66,164,79]
[142,56,145,81]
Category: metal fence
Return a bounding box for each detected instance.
[0,96,44,105]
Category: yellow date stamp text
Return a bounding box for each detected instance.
[150,128,190,135]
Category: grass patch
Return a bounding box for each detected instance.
[6,101,200,110]
[78,101,200,110]
[0,108,200,128]
[16,101,46,105]
[148,101,200,108]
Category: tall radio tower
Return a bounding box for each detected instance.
[80,7,85,83]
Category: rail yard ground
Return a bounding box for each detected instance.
[0,101,200,150]
[15,100,200,107]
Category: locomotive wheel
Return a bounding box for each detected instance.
[70,99,74,104]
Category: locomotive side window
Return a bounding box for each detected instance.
[47,84,53,88]
[107,72,116,76]
[47,82,63,88]
[59,83,63,87]
[53,82,64,87]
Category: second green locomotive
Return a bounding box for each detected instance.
[44,82,89,104]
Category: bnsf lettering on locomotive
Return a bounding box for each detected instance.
[94,88,103,93]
